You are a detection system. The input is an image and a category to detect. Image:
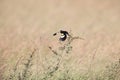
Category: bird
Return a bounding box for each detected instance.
[53,30,70,41]
[59,30,69,41]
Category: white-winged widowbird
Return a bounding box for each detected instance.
[53,30,70,41]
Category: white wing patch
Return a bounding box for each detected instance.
[60,34,65,38]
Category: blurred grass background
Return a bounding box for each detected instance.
[0,0,120,80]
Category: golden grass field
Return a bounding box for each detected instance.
[0,0,120,80]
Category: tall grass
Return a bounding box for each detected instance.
[2,33,120,80]
[3,49,36,80]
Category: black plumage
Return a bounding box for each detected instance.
[59,30,69,41]
[53,30,69,41]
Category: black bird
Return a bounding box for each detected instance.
[59,30,69,41]
[53,30,69,41]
